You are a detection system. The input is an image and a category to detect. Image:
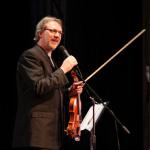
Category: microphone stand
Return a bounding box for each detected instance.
[76,71,130,150]
[89,96,96,150]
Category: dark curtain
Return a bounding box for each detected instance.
[143,0,150,149]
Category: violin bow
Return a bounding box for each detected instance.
[85,29,146,82]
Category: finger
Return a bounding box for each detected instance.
[74,81,83,86]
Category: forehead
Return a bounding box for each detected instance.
[45,21,62,30]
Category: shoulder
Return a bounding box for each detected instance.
[20,45,46,60]
[18,45,50,67]
[22,46,39,57]
[16,46,38,65]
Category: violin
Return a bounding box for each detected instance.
[65,70,82,141]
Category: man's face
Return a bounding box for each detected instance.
[39,21,63,51]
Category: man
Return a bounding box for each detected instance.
[12,16,83,150]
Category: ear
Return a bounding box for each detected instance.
[38,31,43,38]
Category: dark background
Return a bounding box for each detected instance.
[1,0,150,150]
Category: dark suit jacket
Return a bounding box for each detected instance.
[12,45,69,149]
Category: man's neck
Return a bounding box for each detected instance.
[37,41,53,54]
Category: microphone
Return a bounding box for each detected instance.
[59,45,70,58]
[59,45,83,79]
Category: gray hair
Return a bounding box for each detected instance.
[34,16,63,41]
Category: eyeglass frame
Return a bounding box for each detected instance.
[44,28,63,36]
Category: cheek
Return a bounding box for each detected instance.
[44,34,52,43]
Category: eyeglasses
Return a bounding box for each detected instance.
[44,28,63,36]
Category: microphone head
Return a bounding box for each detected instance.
[59,45,66,51]
[59,45,70,57]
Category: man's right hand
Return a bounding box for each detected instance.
[60,55,78,74]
